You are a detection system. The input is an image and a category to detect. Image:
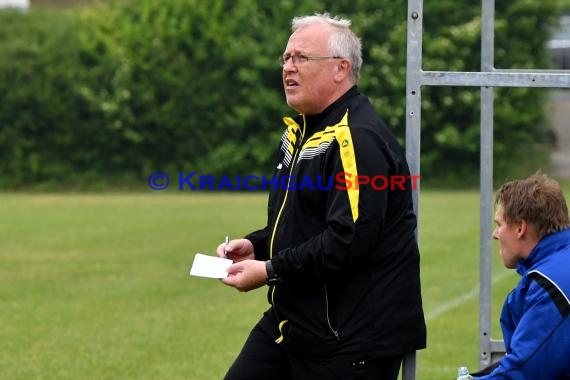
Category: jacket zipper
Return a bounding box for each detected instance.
[269,114,306,259]
[268,116,306,345]
[269,115,306,308]
[324,285,339,338]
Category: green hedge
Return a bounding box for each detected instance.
[0,9,83,188]
[0,0,567,189]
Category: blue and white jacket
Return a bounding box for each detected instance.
[477,228,570,379]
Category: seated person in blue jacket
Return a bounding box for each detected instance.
[472,172,570,379]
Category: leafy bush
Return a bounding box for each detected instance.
[0,9,83,187]
[0,0,566,189]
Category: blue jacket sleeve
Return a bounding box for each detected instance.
[475,280,570,379]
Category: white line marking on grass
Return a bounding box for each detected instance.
[426,270,514,322]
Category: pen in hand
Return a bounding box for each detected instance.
[224,235,229,259]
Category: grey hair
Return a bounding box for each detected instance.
[291,12,362,83]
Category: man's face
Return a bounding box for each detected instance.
[492,205,524,268]
[281,24,342,115]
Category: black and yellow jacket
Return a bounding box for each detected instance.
[246,86,426,358]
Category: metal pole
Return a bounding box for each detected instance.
[479,0,497,369]
[403,0,424,378]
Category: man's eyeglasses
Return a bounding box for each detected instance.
[279,54,344,67]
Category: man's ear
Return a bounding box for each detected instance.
[334,59,351,82]
[517,219,528,239]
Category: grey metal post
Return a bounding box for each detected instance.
[405,0,423,209]
[479,0,500,369]
[403,0,423,378]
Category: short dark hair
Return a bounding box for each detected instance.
[495,172,570,240]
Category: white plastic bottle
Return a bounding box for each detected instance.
[457,366,473,379]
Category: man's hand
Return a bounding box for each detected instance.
[221,259,267,292]
[216,238,255,262]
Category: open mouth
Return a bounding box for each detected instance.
[285,79,299,88]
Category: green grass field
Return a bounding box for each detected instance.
[0,189,561,379]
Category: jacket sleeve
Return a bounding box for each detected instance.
[475,275,570,379]
[245,227,270,261]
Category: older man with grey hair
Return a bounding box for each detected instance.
[217,13,426,379]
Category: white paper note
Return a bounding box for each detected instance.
[189,253,233,279]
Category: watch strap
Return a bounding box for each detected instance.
[265,260,281,286]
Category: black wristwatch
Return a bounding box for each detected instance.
[265,260,281,286]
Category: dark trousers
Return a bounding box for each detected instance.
[224,313,403,380]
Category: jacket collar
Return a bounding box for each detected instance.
[516,227,570,275]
